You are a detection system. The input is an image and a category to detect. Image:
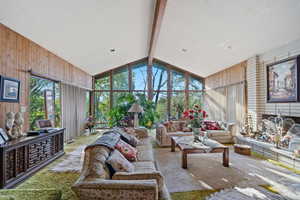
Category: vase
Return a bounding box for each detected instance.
[192,128,201,142]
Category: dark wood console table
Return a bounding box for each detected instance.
[0,128,65,189]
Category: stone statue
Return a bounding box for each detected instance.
[5,112,16,139]
[14,112,25,137]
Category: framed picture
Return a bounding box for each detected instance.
[0,128,9,142]
[267,56,300,103]
[0,76,20,103]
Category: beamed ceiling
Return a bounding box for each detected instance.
[1,0,300,77]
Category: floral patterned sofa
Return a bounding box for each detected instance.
[156,121,193,147]
[72,129,171,200]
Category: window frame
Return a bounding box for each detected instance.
[93,58,204,127]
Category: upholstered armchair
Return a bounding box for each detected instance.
[156,121,193,147]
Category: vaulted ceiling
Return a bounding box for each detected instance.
[1,0,300,77]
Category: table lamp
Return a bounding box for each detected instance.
[128,103,144,128]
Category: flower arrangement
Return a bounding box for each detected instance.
[85,116,96,133]
[183,105,208,128]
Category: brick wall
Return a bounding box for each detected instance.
[247,38,300,129]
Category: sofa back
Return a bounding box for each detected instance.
[163,121,189,132]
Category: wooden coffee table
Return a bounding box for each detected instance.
[171,136,229,169]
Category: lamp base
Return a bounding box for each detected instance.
[134,113,139,128]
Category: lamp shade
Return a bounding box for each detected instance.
[128,103,144,113]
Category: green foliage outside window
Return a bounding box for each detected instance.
[29,76,61,130]
[93,61,204,127]
[107,93,157,128]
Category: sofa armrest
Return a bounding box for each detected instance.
[227,123,236,136]
[72,179,158,200]
[156,124,168,141]
[112,171,164,192]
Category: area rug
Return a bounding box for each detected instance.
[154,146,300,200]
[50,145,85,173]
[206,186,286,200]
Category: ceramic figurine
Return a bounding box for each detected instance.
[5,112,16,139]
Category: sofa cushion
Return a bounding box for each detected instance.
[133,161,156,172]
[115,139,137,161]
[136,145,154,162]
[106,149,134,173]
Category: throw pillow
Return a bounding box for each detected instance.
[106,150,134,173]
[204,121,222,130]
[115,139,137,161]
[113,128,140,147]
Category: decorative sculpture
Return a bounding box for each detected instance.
[5,112,16,139]
[5,112,25,139]
[14,112,25,137]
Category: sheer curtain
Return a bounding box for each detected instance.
[61,83,87,142]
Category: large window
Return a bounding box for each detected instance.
[132,63,147,90]
[29,76,61,130]
[113,68,129,90]
[93,59,204,127]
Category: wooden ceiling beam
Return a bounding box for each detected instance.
[148,0,168,66]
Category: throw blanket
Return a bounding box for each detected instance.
[85,131,120,150]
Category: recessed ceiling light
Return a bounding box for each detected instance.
[182,48,187,52]
[110,48,116,53]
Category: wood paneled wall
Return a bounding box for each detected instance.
[0,23,92,131]
[205,61,247,89]
[204,61,247,127]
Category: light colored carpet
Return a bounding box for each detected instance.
[50,145,85,173]
[154,146,300,200]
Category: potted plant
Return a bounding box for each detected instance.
[183,105,208,140]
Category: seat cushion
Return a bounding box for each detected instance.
[133,161,156,172]
[207,130,230,137]
[136,145,154,162]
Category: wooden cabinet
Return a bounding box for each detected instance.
[0,129,64,189]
